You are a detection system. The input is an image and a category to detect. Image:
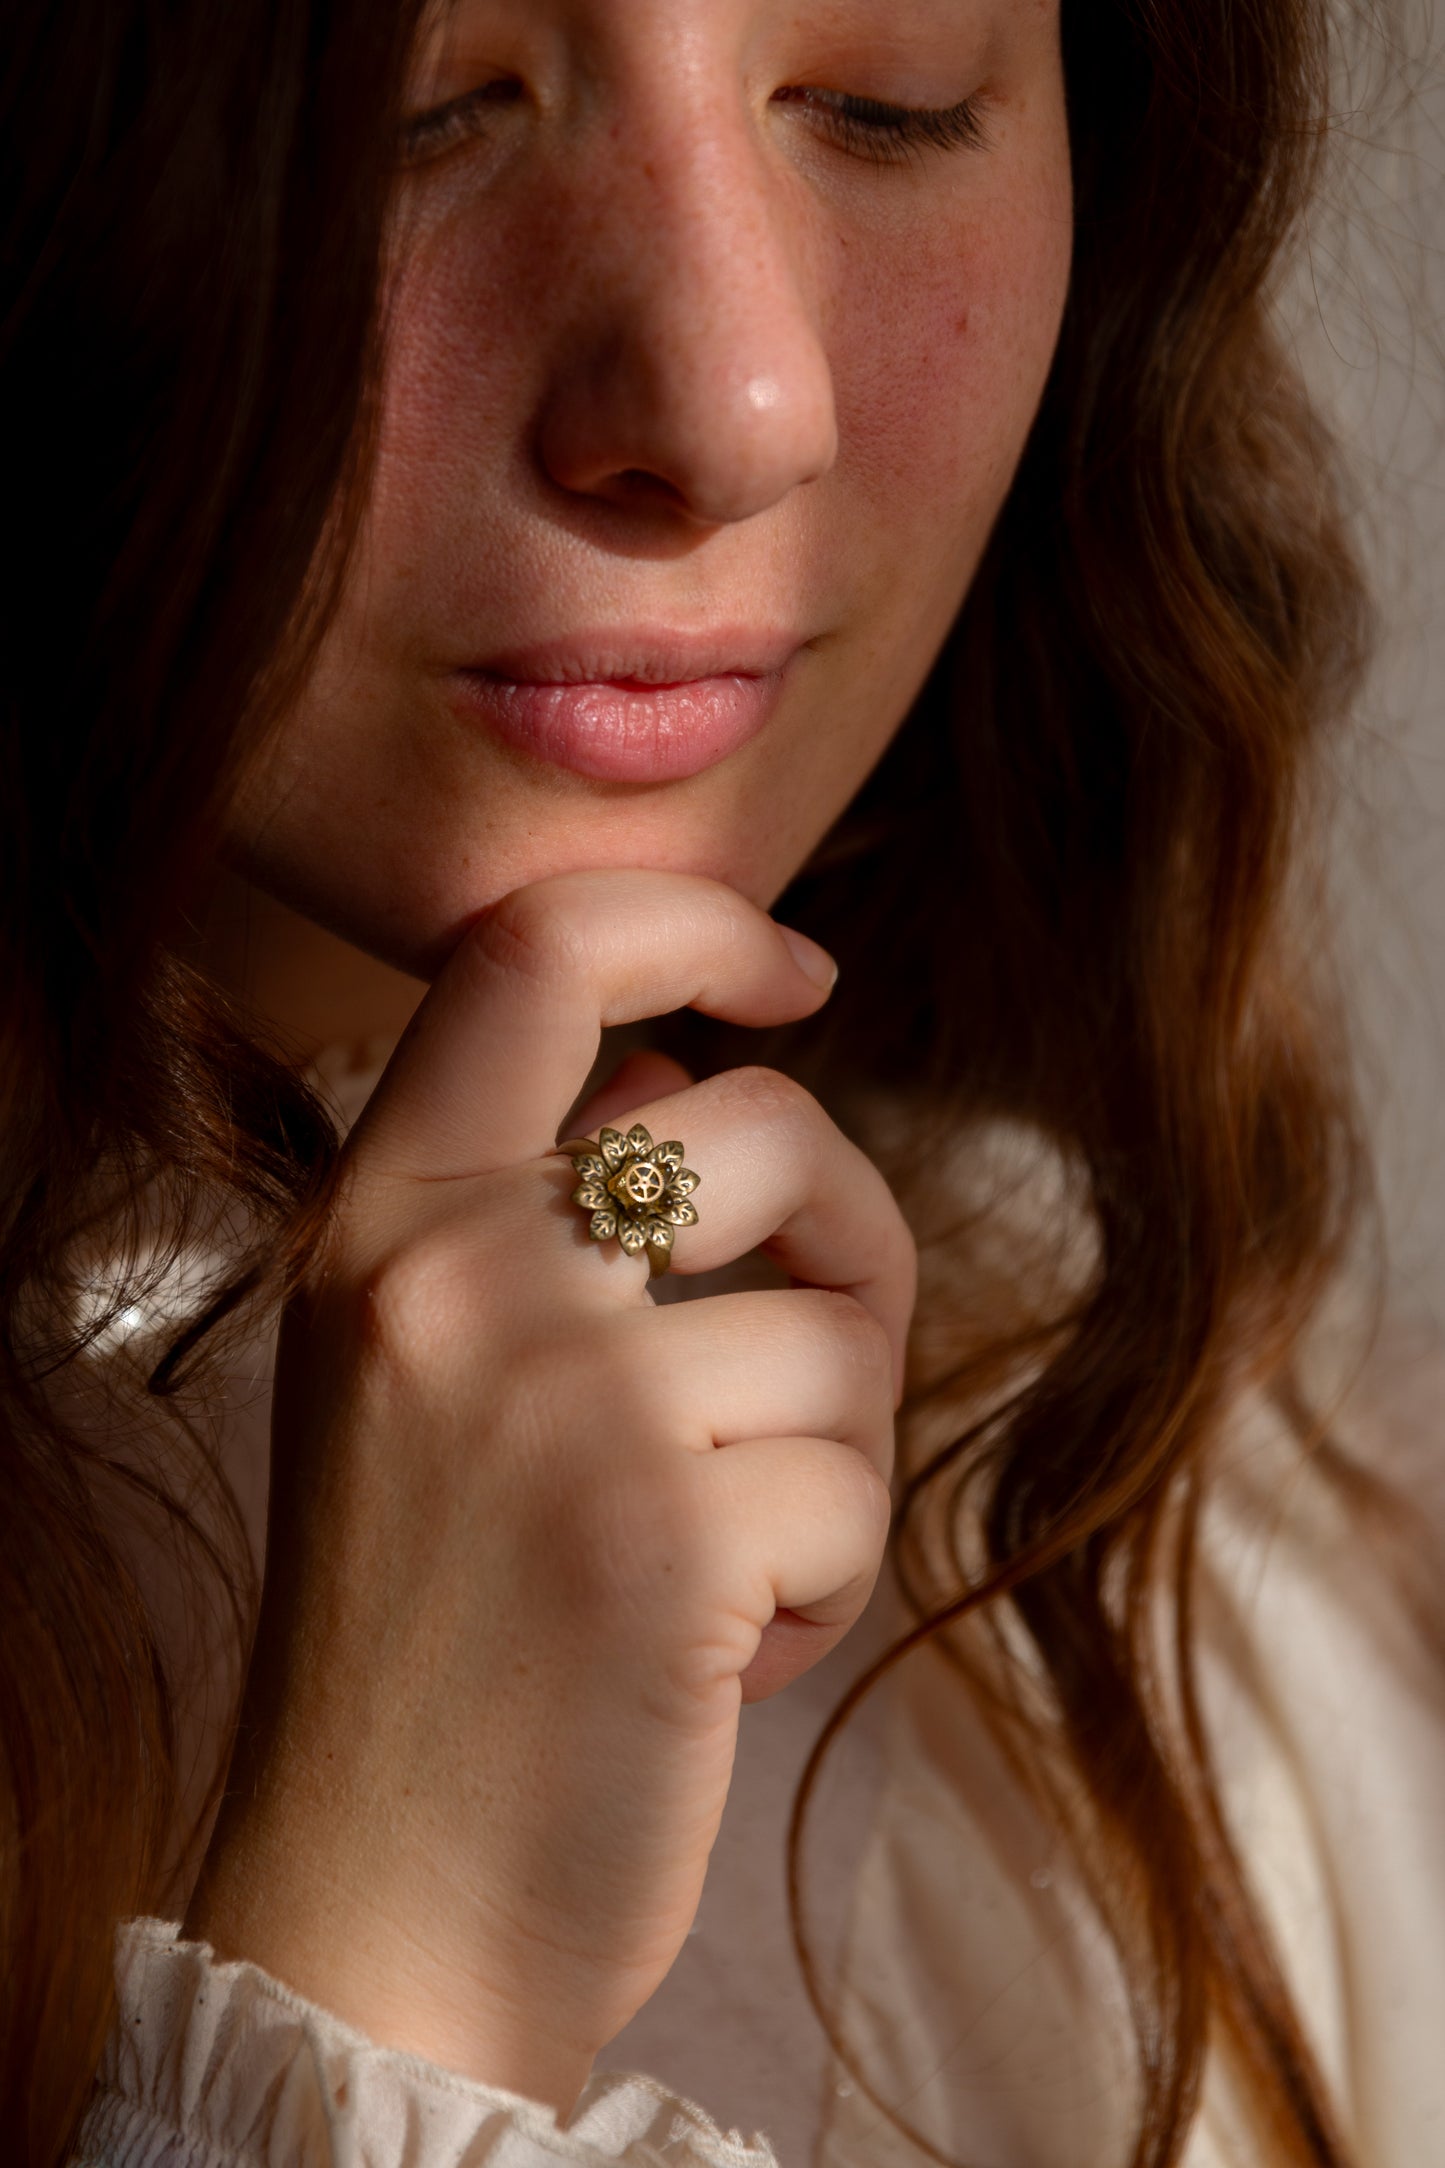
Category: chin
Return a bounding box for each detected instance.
[227,818,803,989]
[415,830,806,965]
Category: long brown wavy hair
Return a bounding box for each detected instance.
[0,0,1406,2162]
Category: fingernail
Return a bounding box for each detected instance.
[778,924,839,991]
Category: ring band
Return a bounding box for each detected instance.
[555,1123,701,1279]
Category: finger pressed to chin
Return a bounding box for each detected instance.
[345,870,837,1188]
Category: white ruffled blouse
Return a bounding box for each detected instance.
[70,1038,1445,2167]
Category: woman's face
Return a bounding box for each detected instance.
[226,0,1072,981]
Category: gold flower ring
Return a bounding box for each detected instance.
[554,1123,701,1279]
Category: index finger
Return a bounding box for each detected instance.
[345,869,837,1184]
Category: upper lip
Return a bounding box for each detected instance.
[464,627,806,686]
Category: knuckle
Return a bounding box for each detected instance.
[813,1288,894,1377]
[864,1180,918,1299]
[724,1063,818,1142]
[887,1208,920,1297]
[352,1239,463,1377]
[840,1450,895,1547]
[473,887,597,992]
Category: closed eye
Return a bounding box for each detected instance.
[401,78,524,166]
[400,79,990,173]
[775,86,990,166]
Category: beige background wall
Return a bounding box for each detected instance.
[1289,1,1445,1327]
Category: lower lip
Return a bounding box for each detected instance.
[452,669,786,783]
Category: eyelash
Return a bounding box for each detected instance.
[400,82,989,169]
[775,87,989,165]
[401,80,522,164]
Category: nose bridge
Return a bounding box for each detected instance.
[538,71,839,523]
[618,85,784,367]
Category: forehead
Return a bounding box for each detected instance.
[410,0,1053,119]
[429,0,999,22]
[422,0,1020,58]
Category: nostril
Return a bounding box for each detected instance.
[613,468,689,509]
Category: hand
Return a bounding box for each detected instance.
[184,869,916,2118]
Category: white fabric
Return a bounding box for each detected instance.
[76,1917,777,2168]
[810,1382,1445,2167]
[71,1040,1445,2167]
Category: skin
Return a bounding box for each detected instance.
[213,0,1072,1037]
[189,0,1073,2121]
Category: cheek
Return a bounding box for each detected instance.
[366,245,518,578]
[381,229,528,463]
[362,187,584,613]
[828,158,1073,559]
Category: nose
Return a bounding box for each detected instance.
[535,100,839,528]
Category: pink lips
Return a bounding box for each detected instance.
[451,630,801,783]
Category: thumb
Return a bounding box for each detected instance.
[564,1050,696,1142]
